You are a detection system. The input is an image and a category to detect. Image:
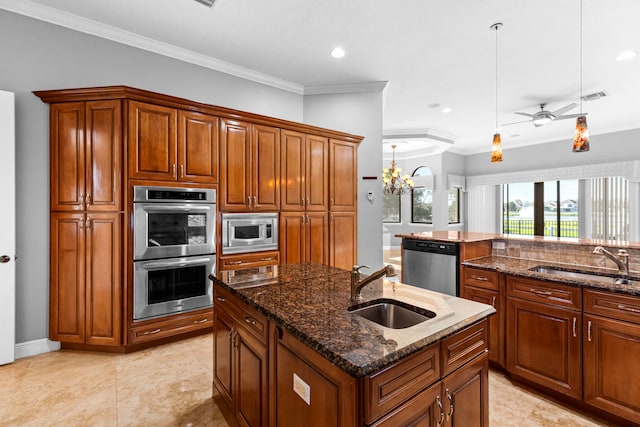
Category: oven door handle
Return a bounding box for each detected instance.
[140,205,212,212]
[140,257,213,270]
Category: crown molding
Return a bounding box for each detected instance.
[0,0,305,94]
[304,81,389,95]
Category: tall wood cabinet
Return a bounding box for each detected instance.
[48,100,122,346]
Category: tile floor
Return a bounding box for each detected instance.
[0,333,616,426]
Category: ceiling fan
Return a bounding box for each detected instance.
[503,103,585,127]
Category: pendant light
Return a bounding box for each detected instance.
[490,23,503,163]
[573,0,590,152]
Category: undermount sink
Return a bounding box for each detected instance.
[348,299,436,329]
[529,265,639,286]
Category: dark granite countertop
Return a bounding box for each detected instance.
[210,263,495,378]
[463,255,640,296]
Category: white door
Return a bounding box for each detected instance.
[0,90,16,365]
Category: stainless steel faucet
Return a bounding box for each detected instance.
[593,246,629,275]
[351,264,396,302]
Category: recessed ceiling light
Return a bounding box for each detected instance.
[442,107,452,113]
[616,50,638,61]
[331,47,345,58]
[427,103,440,109]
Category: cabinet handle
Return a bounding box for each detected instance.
[491,296,496,307]
[306,198,309,207]
[247,196,252,208]
[572,317,577,338]
[172,164,176,176]
[193,318,208,324]
[253,196,257,207]
[85,218,91,229]
[330,214,334,224]
[260,257,273,261]
[85,193,91,205]
[79,192,85,206]
[471,275,489,282]
[617,304,640,314]
[587,320,592,342]
[216,296,225,302]
[436,396,444,426]
[530,289,553,297]
[446,388,454,420]
[330,198,334,206]
[227,261,243,265]
[144,328,161,336]
[245,316,257,326]
[180,164,184,178]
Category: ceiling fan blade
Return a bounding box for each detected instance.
[551,103,577,117]
[554,112,587,121]
[514,112,535,118]
[501,119,532,127]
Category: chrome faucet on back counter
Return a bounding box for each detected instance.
[351,264,396,302]
[593,246,629,275]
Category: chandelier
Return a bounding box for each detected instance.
[382,144,414,195]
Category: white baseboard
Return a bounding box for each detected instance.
[15,338,60,359]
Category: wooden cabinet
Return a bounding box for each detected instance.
[329,139,357,211]
[506,276,582,400]
[220,119,280,211]
[583,289,640,425]
[280,130,328,211]
[128,307,212,345]
[50,100,122,212]
[280,212,328,264]
[128,101,218,183]
[214,286,269,427]
[218,251,279,272]
[329,211,357,270]
[461,267,503,367]
[50,212,122,346]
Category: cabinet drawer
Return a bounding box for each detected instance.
[442,319,488,377]
[507,276,581,310]
[462,267,499,290]
[129,308,213,344]
[364,342,440,424]
[584,289,640,324]
[215,286,269,344]
[218,251,279,271]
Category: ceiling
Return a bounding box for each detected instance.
[7,0,640,155]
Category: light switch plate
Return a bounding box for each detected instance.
[293,373,310,405]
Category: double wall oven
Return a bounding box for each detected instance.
[133,186,216,320]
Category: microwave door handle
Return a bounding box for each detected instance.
[142,258,213,270]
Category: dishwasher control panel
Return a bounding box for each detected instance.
[403,239,458,255]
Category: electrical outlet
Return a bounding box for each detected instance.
[293,373,310,405]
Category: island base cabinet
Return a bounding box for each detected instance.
[583,314,640,425]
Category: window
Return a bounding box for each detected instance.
[503,180,579,237]
[448,188,460,224]
[382,192,400,223]
[411,167,433,224]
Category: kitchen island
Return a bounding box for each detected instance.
[210,262,495,426]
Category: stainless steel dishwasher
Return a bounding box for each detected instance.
[402,239,459,296]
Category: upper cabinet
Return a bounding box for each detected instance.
[220,119,280,211]
[128,101,218,184]
[329,139,357,211]
[50,100,123,212]
[280,130,328,212]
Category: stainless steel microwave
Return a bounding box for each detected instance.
[221,212,278,255]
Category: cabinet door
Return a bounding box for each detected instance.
[50,102,85,211]
[252,124,280,211]
[236,326,269,427]
[85,100,122,211]
[506,297,582,399]
[584,314,640,424]
[329,211,357,270]
[178,110,218,184]
[370,381,441,427]
[50,213,86,343]
[329,139,357,211]
[305,135,328,211]
[280,212,306,264]
[85,213,121,345]
[442,353,489,427]
[220,118,251,211]
[280,130,305,211]
[307,212,328,265]
[128,100,177,181]
[462,285,503,367]
[214,307,235,408]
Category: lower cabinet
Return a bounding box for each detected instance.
[218,250,279,272]
[213,286,269,427]
[329,211,357,270]
[128,308,212,345]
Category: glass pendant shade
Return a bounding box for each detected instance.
[572,115,590,152]
[491,132,503,163]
